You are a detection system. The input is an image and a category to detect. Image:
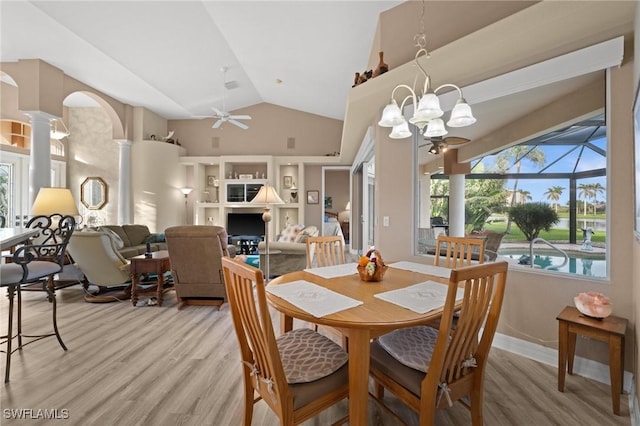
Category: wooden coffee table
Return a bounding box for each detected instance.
[130,250,173,307]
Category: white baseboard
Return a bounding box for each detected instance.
[493,332,633,393]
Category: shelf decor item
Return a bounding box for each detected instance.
[283,175,293,189]
[574,291,612,319]
[357,248,387,282]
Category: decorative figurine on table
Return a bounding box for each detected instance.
[581,227,595,251]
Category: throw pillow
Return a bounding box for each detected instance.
[377,325,441,373]
[100,227,125,250]
[277,328,347,383]
[277,224,305,243]
[144,232,166,243]
[293,226,319,244]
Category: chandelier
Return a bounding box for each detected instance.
[378,2,476,140]
[50,118,70,140]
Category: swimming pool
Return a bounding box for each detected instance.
[497,248,606,278]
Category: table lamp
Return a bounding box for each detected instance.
[250,184,284,280]
[31,187,79,217]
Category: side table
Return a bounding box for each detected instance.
[557,305,627,415]
[130,250,173,307]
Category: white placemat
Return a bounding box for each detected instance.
[266,280,362,317]
[304,262,358,279]
[374,281,463,314]
[389,261,452,279]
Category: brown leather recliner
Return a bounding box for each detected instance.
[165,225,231,310]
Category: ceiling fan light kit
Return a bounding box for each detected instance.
[378,0,476,143]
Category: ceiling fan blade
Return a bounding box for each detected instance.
[211,106,223,116]
[212,119,223,129]
[229,119,249,130]
[229,115,251,120]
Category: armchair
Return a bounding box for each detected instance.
[164,225,230,309]
[67,230,132,302]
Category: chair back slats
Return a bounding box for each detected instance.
[419,261,507,413]
[222,257,289,410]
[434,235,485,268]
[306,236,345,268]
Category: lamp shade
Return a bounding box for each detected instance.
[180,187,193,195]
[415,92,443,120]
[31,187,79,216]
[447,98,476,127]
[378,100,405,127]
[389,121,412,139]
[423,118,448,138]
[251,185,285,205]
[50,119,70,140]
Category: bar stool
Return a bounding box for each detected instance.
[0,214,75,383]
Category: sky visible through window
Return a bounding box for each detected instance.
[472,136,607,207]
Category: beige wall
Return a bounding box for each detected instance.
[168,103,342,157]
[67,107,119,225]
[372,58,636,369]
[324,169,350,214]
[305,165,323,230]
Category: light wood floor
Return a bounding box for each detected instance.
[0,284,630,425]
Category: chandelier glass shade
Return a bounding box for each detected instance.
[378,48,476,140]
[50,119,70,140]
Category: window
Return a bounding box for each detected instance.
[415,114,608,279]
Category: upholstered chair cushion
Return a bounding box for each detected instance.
[100,227,125,249]
[377,325,441,373]
[293,225,319,244]
[1,262,61,286]
[277,328,348,383]
[277,224,306,243]
[101,225,131,247]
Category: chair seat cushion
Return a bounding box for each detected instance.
[277,327,347,384]
[377,325,440,373]
[1,261,61,285]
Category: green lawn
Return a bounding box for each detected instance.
[483,222,606,243]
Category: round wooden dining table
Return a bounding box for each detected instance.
[266,265,451,425]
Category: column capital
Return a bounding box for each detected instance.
[23,110,59,124]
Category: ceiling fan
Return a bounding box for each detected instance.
[210,67,251,130]
[421,136,470,154]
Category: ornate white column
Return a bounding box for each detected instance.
[448,174,466,237]
[26,111,53,207]
[116,139,132,225]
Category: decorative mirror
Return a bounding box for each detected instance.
[80,177,107,210]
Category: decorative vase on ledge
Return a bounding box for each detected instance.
[373,51,389,77]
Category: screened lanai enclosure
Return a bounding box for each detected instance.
[418,114,608,278]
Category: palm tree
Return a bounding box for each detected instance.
[518,190,532,204]
[578,183,594,216]
[544,185,564,212]
[497,145,546,232]
[590,182,605,214]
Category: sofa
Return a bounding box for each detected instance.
[100,224,167,259]
[257,224,319,277]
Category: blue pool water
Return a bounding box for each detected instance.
[498,248,606,278]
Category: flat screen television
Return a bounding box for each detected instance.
[227,213,264,237]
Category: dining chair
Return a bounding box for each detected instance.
[369,261,509,426]
[221,257,349,426]
[0,214,75,382]
[305,235,345,269]
[434,235,486,268]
